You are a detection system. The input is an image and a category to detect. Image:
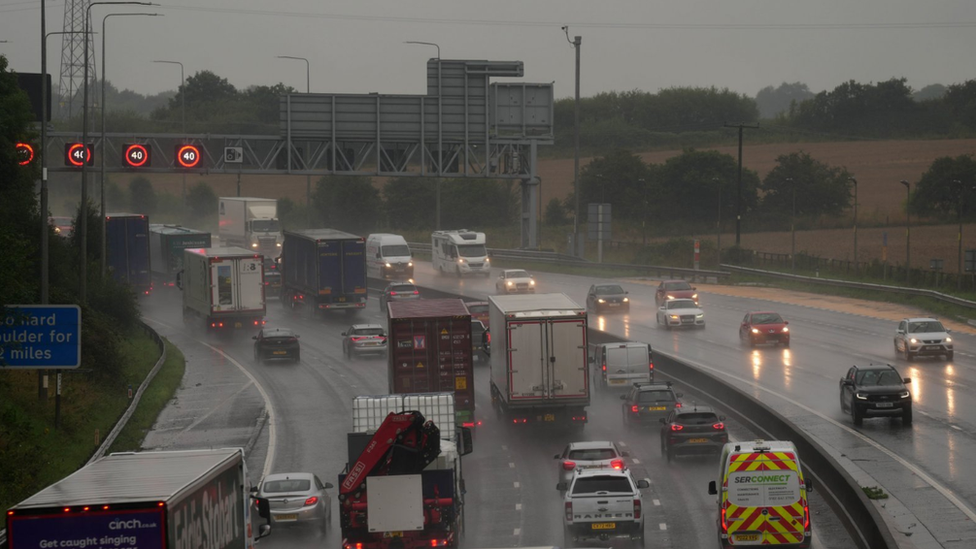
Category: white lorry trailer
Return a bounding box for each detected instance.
[179,247,266,331]
[218,197,283,258]
[488,293,590,428]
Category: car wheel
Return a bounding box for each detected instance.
[903,406,913,425]
[343,343,349,358]
[665,447,673,463]
[563,527,575,549]
[253,348,259,363]
[632,534,645,549]
[946,352,954,361]
[839,392,846,412]
[851,401,863,426]
[456,267,462,278]
[294,353,301,364]
[906,349,915,361]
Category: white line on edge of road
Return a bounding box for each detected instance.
[632,458,641,464]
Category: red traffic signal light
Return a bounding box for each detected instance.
[123,143,151,168]
[65,143,94,167]
[175,144,202,168]
[15,142,35,166]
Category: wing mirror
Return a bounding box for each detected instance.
[719,415,726,421]
[621,451,631,457]
[708,480,718,495]
[175,271,183,290]
[619,394,627,400]
[903,377,912,384]
[636,479,650,489]
[676,393,684,398]
[341,332,347,336]
[252,335,258,340]
[806,478,815,492]
[556,482,568,491]
[784,320,789,325]
[587,356,594,364]
[325,482,334,489]
[659,418,666,424]
[553,453,561,459]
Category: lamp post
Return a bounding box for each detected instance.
[848,177,858,274]
[639,178,647,247]
[102,12,159,277]
[404,41,441,229]
[276,55,311,226]
[901,179,911,285]
[953,179,963,289]
[152,59,185,207]
[713,177,722,264]
[788,177,796,271]
[562,27,582,257]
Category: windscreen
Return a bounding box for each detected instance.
[595,285,624,295]
[727,469,801,507]
[665,281,692,290]
[467,304,488,315]
[752,313,784,325]
[676,412,718,425]
[381,244,410,257]
[391,284,417,293]
[909,321,946,333]
[263,479,311,493]
[571,476,632,495]
[856,369,903,386]
[251,219,280,232]
[457,244,487,257]
[638,390,674,404]
[568,448,617,461]
[506,270,529,278]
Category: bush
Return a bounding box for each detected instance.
[128,177,157,216]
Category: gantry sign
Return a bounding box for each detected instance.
[44,59,554,247]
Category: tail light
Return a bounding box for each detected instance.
[304,496,318,506]
[413,290,420,295]
[562,461,576,471]
[675,402,682,408]
[721,507,729,534]
[351,336,364,342]
[631,405,639,413]
[390,291,398,296]
[602,363,607,372]
[633,499,641,520]
[712,422,725,430]
[670,424,684,431]
[610,459,624,470]
[803,504,810,529]
[565,501,573,521]
[253,320,259,326]
[649,361,654,372]
[288,337,298,343]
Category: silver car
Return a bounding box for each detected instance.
[656,298,705,329]
[342,323,388,359]
[554,440,629,488]
[257,472,333,534]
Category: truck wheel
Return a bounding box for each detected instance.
[456,267,463,278]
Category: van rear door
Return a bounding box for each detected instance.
[723,452,807,546]
[605,344,650,386]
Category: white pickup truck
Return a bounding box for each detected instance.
[558,468,650,548]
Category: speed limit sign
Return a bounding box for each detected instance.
[122,143,151,168]
[175,144,202,168]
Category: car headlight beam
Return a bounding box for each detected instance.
[855,392,868,400]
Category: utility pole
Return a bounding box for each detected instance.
[849,177,858,275]
[563,27,582,256]
[713,177,722,264]
[788,177,796,271]
[901,180,911,285]
[725,123,758,246]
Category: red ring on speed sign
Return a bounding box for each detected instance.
[124,144,149,167]
[176,144,201,168]
[68,143,90,166]
[16,142,34,166]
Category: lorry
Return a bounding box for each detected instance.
[179,247,266,330]
[365,233,414,279]
[218,197,283,258]
[388,299,476,427]
[149,224,212,287]
[431,230,490,277]
[105,213,152,295]
[487,293,590,427]
[280,229,367,316]
[5,448,271,549]
[339,394,472,549]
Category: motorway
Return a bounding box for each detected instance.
[139,261,976,549]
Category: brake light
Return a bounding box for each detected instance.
[713,422,725,430]
[304,496,318,506]
[602,363,607,372]
[390,291,398,296]
[351,336,364,342]
[804,504,810,529]
[631,405,639,413]
[633,499,641,520]
[610,459,624,470]
[721,507,729,534]
[675,402,682,408]
[413,290,420,295]
[565,501,573,521]
[670,424,684,431]
[562,461,576,471]
[649,362,654,371]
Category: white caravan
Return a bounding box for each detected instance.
[431,230,490,277]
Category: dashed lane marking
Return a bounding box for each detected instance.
[502,445,508,450]
[514,481,520,488]
[659,523,667,530]
[509,462,516,468]
[618,441,628,447]
[516,503,522,510]
[632,458,641,464]
[513,528,521,536]
[653,499,661,506]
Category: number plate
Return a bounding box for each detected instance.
[275,514,298,521]
[688,438,709,443]
[875,402,894,408]
[648,406,667,411]
[543,414,556,422]
[338,297,346,302]
[734,533,760,542]
[384,532,403,538]
[609,379,627,385]
[273,351,287,355]
[608,303,620,307]
[234,322,243,328]
[591,523,615,530]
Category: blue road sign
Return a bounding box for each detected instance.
[0,305,82,369]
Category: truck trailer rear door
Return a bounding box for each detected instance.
[548,318,588,398]
[508,320,545,399]
[341,239,367,297]
[237,256,264,311]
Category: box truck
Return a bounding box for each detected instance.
[179,247,266,330]
[105,213,152,295]
[149,224,212,287]
[280,229,367,316]
[5,448,271,549]
[387,299,476,427]
[218,197,283,258]
[488,293,589,428]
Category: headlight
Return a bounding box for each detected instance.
[909,338,918,344]
[855,392,868,400]
[899,391,911,399]
[622,297,629,303]
[783,327,789,333]
[946,336,952,343]
[751,328,760,334]
[507,281,514,286]
[485,257,490,263]
[251,243,259,248]
[385,263,392,267]
[458,258,465,263]
[54,227,61,234]
[692,293,698,299]
[276,242,282,247]
[696,314,704,319]
[670,315,679,320]
[597,298,606,303]
[408,262,413,267]
[529,280,535,285]
[666,294,674,300]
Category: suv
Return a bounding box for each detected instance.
[620,382,682,427]
[554,441,629,488]
[558,468,649,548]
[894,317,953,360]
[839,364,913,426]
[660,405,727,462]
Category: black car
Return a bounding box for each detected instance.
[839,364,912,426]
[253,328,301,363]
[659,405,727,462]
[585,284,630,313]
[620,382,682,427]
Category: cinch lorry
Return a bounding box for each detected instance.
[488,293,590,427]
[280,229,367,315]
[218,197,283,258]
[5,448,271,549]
[339,394,472,549]
[149,224,212,287]
[179,247,266,330]
[105,213,152,295]
[387,299,476,427]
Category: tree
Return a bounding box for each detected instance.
[545,198,568,226]
[657,149,760,226]
[944,80,976,130]
[384,178,436,230]
[128,176,157,215]
[186,182,218,223]
[914,84,946,102]
[312,176,381,234]
[913,155,976,220]
[760,152,853,220]
[755,82,815,119]
[579,149,653,222]
[441,179,516,228]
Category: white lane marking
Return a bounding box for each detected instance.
[502,445,508,450]
[951,425,963,431]
[513,528,521,536]
[509,462,516,468]
[678,355,976,523]
[632,458,641,464]
[618,441,628,447]
[659,523,667,530]
[515,503,522,510]
[514,481,520,488]
[653,499,661,506]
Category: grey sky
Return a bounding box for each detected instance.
[1,0,975,100]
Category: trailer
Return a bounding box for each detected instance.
[105,213,152,295]
[179,247,266,330]
[280,229,367,316]
[149,224,212,287]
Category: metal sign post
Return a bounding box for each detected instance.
[587,203,612,263]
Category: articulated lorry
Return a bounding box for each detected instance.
[387,299,476,427]
[280,229,367,316]
[218,197,283,258]
[149,224,212,287]
[5,448,271,549]
[339,394,472,549]
[105,213,152,295]
[488,293,590,427]
[179,247,266,330]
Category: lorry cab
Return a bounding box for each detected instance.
[431,229,490,277]
[366,233,414,279]
[591,342,654,388]
[708,440,813,548]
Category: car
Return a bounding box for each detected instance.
[264,270,282,300]
[654,279,698,306]
[256,472,333,534]
[464,300,490,328]
[659,405,728,462]
[495,269,536,293]
[620,382,683,427]
[341,323,388,358]
[559,468,649,548]
[656,298,705,329]
[585,283,630,313]
[379,282,421,311]
[554,440,629,488]
[739,311,790,347]
[893,317,953,360]
[252,328,301,363]
[839,364,913,426]
[49,216,73,238]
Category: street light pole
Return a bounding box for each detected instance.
[152,59,185,207]
[277,55,311,227]
[953,179,962,289]
[639,178,647,247]
[901,180,911,285]
[788,178,796,271]
[563,27,582,257]
[848,177,858,274]
[713,177,722,263]
[404,41,441,230]
[102,12,159,277]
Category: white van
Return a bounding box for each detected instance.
[365,234,413,279]
[708,440,813,548]
[431,230,490,277]
[591,342,654,389]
